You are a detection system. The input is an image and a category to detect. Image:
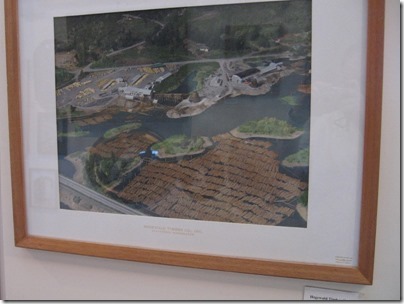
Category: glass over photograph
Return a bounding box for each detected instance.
[55,0,312,228]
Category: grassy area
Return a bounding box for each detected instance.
[298,190,308,207]
[194,63,220,91]
[152,134,205,155]
[284,148,309,165]
[58,130,90,137]
[238,117,298,137]
[103,122,141,139]
[154,62,219,93]
[58,123,89,137]
[87,152,142,187]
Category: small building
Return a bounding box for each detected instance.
[124,95,135,101]
[259,62,283,75]
[155,72,172,84]
[119,86,152,100]
[231,68,260,85]
[129,74,144,85]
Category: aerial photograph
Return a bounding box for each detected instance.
[55,0,312,227]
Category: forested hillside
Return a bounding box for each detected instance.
[54,0,311,67]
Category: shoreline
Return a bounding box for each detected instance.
[65,152,87,184]
[230,128,304,140]
[166,96,220,118]
[296,203,307,221]
[281,161,309,168]
[166,68,295,119]
[154,137,213,160]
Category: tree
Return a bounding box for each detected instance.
[75,42,88,66]
[277,24,288,38]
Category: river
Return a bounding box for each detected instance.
[58,73,310,181]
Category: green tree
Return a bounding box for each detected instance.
[277,24,288,38]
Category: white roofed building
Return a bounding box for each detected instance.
[155,72,172,83]
[259,62,283,75]
[119,87,152,100]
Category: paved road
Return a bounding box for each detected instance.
[82,53,289,73]
[59,175,145,215]
[106,41,146,58]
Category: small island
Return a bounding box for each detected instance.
[152,134,213,159]
[231,117,304,140]
[281,95,300,106]
[282,148,309,167]
[103,122,141,139]
[87,153,143,189]
[55,0,312,228]
[296,190,308,221]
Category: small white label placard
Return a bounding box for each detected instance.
[304,287,360,301]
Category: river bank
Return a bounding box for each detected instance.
[166,68,295,119]
[230,128,304,140]
[65,151,88,184]
[154,136,213,160]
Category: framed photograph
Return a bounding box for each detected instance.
[5,0,385,284]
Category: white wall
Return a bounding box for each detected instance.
[0,0,400,300]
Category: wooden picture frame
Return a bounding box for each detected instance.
[5,0,385,284]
